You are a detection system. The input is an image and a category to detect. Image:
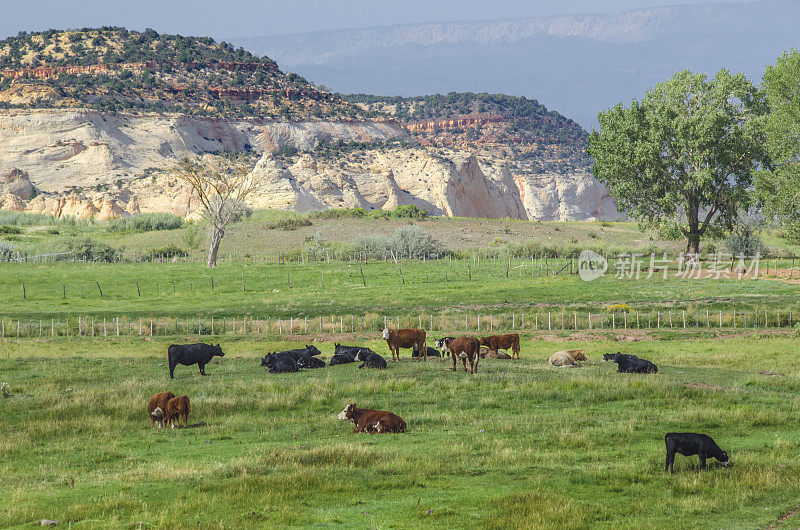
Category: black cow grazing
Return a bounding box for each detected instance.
[330,354,358,366]
[412,345,441,358]
[359,353,388,369]
[665,433,730,473]
[260,353,299,373]
[297,356,325,369]
[168,343,224,379]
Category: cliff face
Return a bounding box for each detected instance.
[0,109,620,221]
[246,148,618,221]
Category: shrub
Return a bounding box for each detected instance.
[0,241,14,260]
[310,205,429,221]
[266,218,312,230]
[0,225,21,234]
[149,243,188,259]
[0,211,76,226]
[106,213,184,232]
[355,225,442,259]
[725,232,766,258]
[64,238,118,262]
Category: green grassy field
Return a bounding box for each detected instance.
[2,334,800,528]
[0,259,798,324]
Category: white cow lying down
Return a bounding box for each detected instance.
[548,349,587,366]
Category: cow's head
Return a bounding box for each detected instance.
[382,328,390,340]
[260,353,276,367]
[479,337,490,346]
[570,350,587,361]
[214,344,225,357]
[306,344,321,356]
[602,352,618,362]
[719,451,730,466]
[338,403,356,421]
[151,406,164,419]
[435,337,453,349]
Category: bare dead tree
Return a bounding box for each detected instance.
[173,153,262,267]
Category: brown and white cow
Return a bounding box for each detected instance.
[436,336,481,374]
[337,403,407,433]
[548,349,587,367]
[166,395,191,429]
[382,328,427,361]
[147,391,175,428]
[480,334,520,359]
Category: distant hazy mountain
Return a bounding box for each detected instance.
[234,0,800,129]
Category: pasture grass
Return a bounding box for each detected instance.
[1,335,799,528]
[0,259,797,321]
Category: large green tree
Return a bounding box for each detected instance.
[757,50,800,244]
[588,69,768,254]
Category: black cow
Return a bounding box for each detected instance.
[334,343,362,356]
[617,356,658,374]
[260,352,299,373]
[356,348,377,362]
[297,356,325,369]
[276,345,321,361]
[330,354,358,366]
[168,343,224,379]
[603,352,638,362]
[412,345,441,358]
[665,433,730,473]
[359,353,388,369]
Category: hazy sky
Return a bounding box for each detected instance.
[1,0,757,41]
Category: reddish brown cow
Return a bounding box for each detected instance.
[436,336,481,374]
[480,334,521,359]
[337,403,407,433]
[166,395,191,429]
[147,391,175,428]
[382,328,427,361]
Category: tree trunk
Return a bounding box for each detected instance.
[686,232,701,255]
[207,226,224,267]
[686,198,701,256]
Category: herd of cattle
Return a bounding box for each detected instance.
[150,328,730,472]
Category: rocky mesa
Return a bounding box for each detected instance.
[0,28,620,221]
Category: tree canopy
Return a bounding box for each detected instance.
[588,69,769,255]
[757,50,800,244]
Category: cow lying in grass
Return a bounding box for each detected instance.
[665,433,730,473]
[412,345,441,358]
[480,334,521,359]
[359,352,387,369]
[329,353,358,365]
[260,353,299,373]
[168,343,225,379]
[297,356,325,369]
[436,336,480,374]
[548,350,586,366]
[605,352,658,374]
[334,344,374,360]
[337,403,406,433]
[148,391,175,428]
[383,328,427,361]
[166,395,190,429]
